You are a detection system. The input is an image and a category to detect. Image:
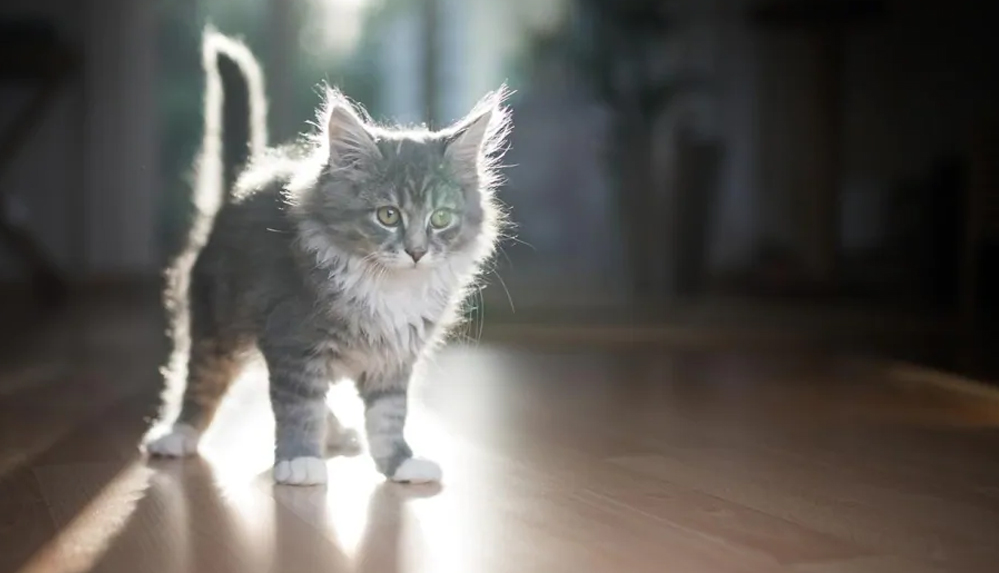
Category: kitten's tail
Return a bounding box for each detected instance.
[195,26,268,216]
[149,28,268,436]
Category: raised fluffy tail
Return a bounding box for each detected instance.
[195,26,268,216]
[147,28,268,436]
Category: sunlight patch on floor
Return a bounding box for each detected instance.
[185,346,511,569]
[21,463,154,573]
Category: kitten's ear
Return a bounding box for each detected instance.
[443,86,512,185]
[324,89,381,175]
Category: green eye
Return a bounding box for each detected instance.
[376,206,401,227]
[429,209,453,229]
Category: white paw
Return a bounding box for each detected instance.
[326,427,362,456]
[391,457,442,484]
[145,424,200,457]
[274,457,328,486]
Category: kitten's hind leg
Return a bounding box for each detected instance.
[146,337,244,457]
[325,409,361,456]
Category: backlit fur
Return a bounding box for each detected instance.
[145,28,512,486]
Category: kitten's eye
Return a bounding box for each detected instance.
[429,209,453,229]
[375,206,401,227]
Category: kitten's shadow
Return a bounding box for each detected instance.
[353,481,442,573]
[142,451,442,571]
[269,473,442,573]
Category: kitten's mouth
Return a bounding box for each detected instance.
[403,261,430,271]
[368,255,434,272]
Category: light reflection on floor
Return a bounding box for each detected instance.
[19,463,156,573]
[196,361,378,562]
[192,347,507,570]
[18,346,517,573]
[12,338,999,573]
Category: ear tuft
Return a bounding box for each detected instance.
[323,88,382,176]
[442,85,513,188]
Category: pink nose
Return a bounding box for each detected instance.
[405,248,426,263]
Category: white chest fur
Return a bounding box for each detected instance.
[298,223,474,384]
[347,263,454,346]
[331,264,461,384]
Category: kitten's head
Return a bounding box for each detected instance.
[302,88,511,273]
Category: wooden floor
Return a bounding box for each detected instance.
[3,299,999,573]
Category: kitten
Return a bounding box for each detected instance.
[145,27,511,486]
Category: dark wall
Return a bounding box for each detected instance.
[0,0,158,283]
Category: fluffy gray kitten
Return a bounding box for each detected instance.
[145,28,510,486]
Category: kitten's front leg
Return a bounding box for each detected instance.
[359,373,441,484]
[263,346,330,486]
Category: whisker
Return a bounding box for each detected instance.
[474,283,485,346]
[490,267,515,313]
[502,235,534,250]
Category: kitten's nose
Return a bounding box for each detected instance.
[405,248,426,263]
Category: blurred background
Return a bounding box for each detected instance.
[2,0,999,380]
